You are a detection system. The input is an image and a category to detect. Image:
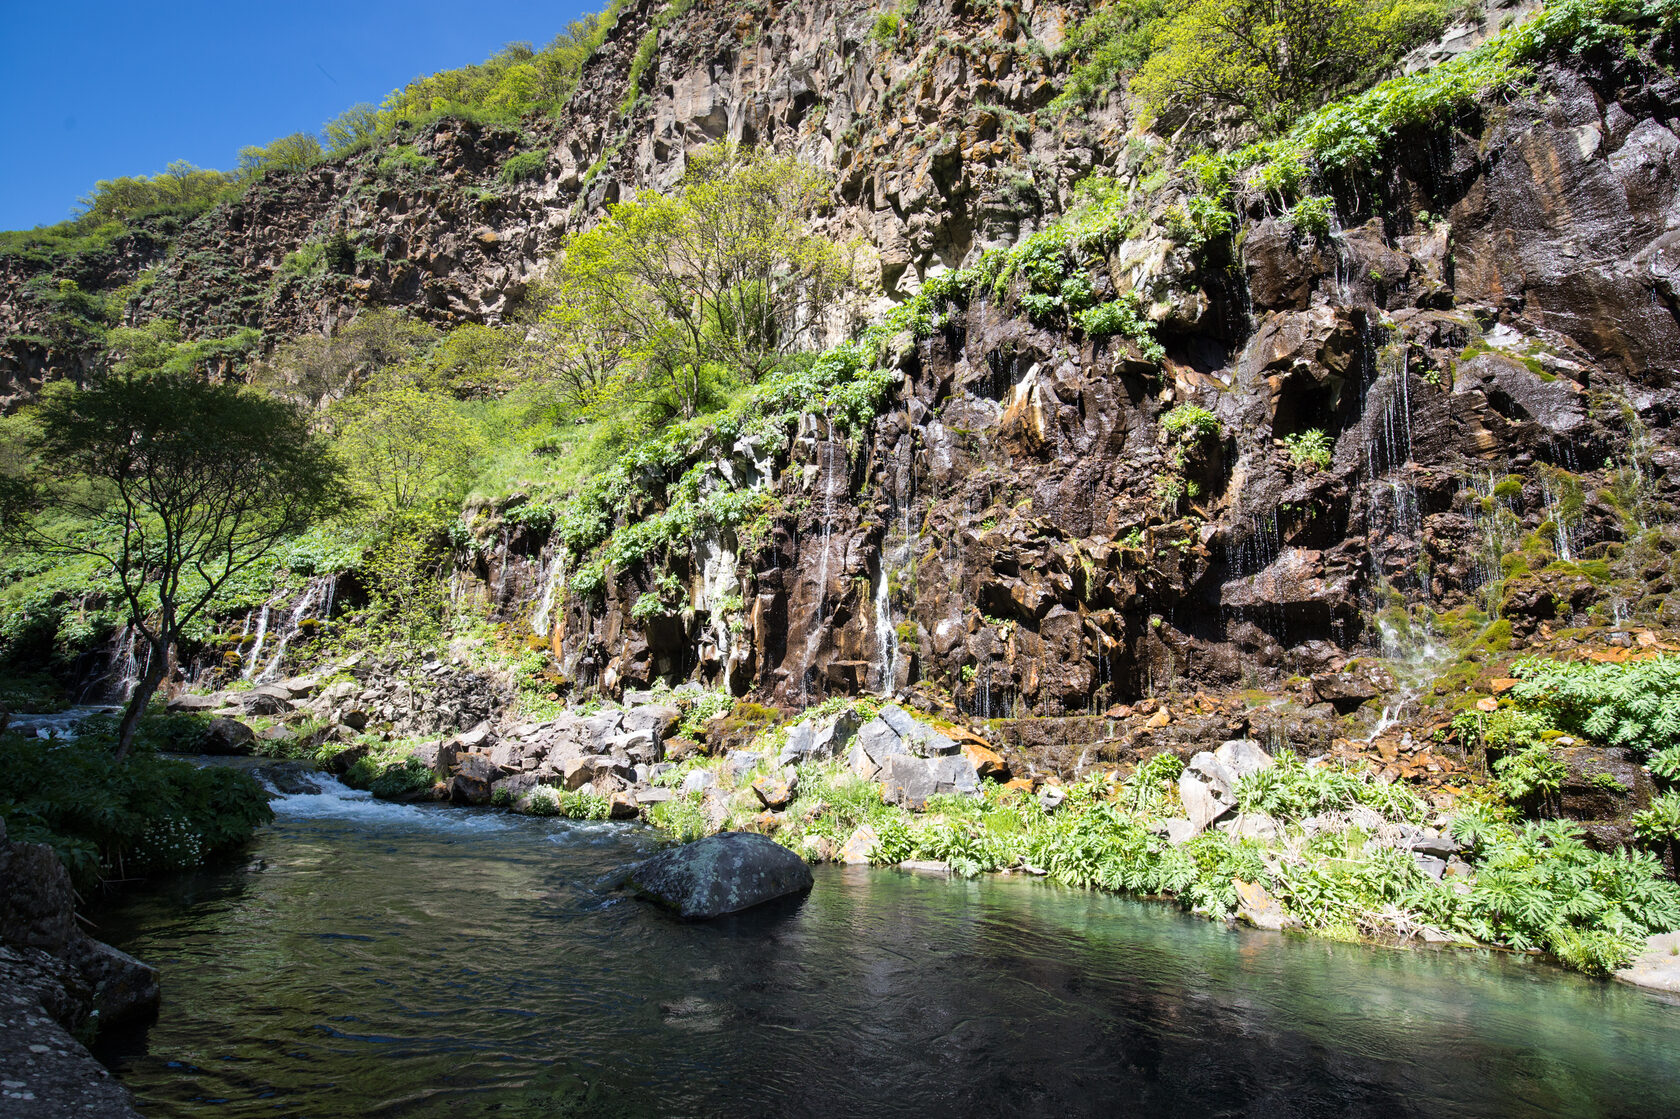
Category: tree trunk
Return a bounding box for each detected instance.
[114,638,171,760]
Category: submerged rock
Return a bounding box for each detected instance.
[630,832,813,919]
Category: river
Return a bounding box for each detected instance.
[91,774,1680,1118]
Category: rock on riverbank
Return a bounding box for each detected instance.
[630,832,814,919]
[0,818,150,1117]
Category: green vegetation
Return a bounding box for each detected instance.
[1493,744,1567,804]
[1284,428,1333,470]
[643,735,1680,975]
[76,160,235,225]
[379,7,621,129]
[1634,792,1680,845]
[1136,0,1446,131]
[500,151,547,184]
[536,144,858,418]
[0,714,271,889]
[343,740,437,798]
[1510,655,1680,757]
[0,374,347,754]
[515,784,613,819]
[1160,404,1221,441]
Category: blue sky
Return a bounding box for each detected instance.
[0,0,595,230]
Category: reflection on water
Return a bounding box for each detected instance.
[94,783,1680,1118]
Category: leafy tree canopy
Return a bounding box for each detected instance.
[534,144,860,420]
[0,374,348,755]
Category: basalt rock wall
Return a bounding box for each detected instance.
[1,0,1107,407]
[465,55,1680,731]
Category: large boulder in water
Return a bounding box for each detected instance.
[630,832,813,919]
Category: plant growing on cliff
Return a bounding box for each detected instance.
[1510,655,1680,759]
[1284,428,1333,470]
[332,382,484,520]
[1059,0,1446,131]
[0,375,347,756]
[1493,744,1567,805]
[538,144,860,418]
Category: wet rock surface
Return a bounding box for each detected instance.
[0,819,151,1117]
[629,831,814,919]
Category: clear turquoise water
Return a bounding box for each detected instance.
[94,777,1680,1118]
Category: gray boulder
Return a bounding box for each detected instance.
[622,704,680,740]
[237,688,292,716]
[681,768,719,795]
[201,717,256,755]
[1177,768,1235,835]
[1214,739,1274,779]
[630,831,814,919]
[879,753,979,809]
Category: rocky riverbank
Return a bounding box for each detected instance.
[0,818,156,1118]
[170,655,1676,981]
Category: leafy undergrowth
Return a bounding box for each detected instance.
[646,739,1680,976]
[0,714,272,889]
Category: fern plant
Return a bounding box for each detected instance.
[1512,656,1680,758]
[1633,791,1680,845]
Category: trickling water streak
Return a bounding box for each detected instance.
[256,577,337,683]
[242,606,271,681]
[1539,472,1578,563]
[799,432,843,705]
[493,528,512,606]
[531,551,567,638]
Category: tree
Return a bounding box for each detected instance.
[0,375,347,757]
[251,309,438,406]
[537,144,859,419]
[331,382,482,519]
[237,133,324,177]
[324,103,383,153]
[76,162,233,224]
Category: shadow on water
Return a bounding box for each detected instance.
[89,783,1680,1119]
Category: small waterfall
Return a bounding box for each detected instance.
[1468,471,1519,616]
[79,624,150,702]
[871,548,901,696]
[530,550,567,638]
[1539,471,1579,562]
[798,433,843,704]
[241,605,272,680]
[254,576,337,682]
[1364,615,1450,743]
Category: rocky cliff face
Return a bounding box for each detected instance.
[451,45,1680,794]
[1,0,1107,403]
[8,1,1680,794]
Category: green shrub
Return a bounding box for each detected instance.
[0,726,271,889]
[1160,403,1221,441]
[1287,195,1335,238]
[1162,195,1235,249]
[500,151,547,184]
[1074,295,1167,362]
[343,741,435,799]
[1494,744,1566,803]
[1283,428,1333,469]
[1511,655,1680,758]
[376,145,435,180]
[1634,792,1680,844]
[1455,817,1680,974]
[871,10,903,47]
